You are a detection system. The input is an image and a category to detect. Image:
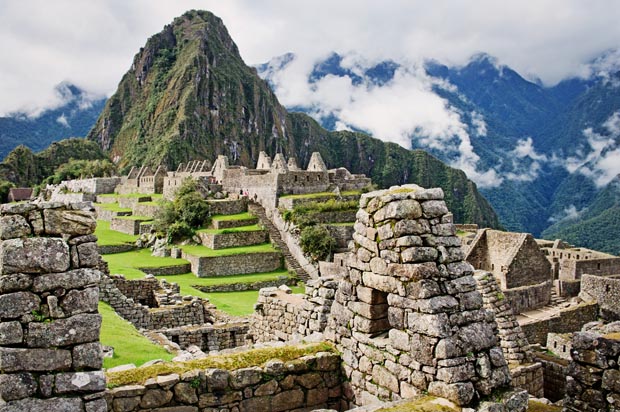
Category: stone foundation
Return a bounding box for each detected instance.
[0,201,105,411]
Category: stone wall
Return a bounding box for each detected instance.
[182,251,282,277]
[207,198,248,215]
[49,191,96,203]
[534,352,568,402]
[99,244,135,255]
[62,177,120,195]
[503,280,553,314]
[133,203,161,218]
[519,302,598,345]
[0,201,106,411]
[111,217,150,235]
[580,274,620,320]
[93,205,132,222]
[278,193,361,210]
[118,196,152,209]
[546,332,573,361]
[564,332,620,411]
[105,350,343,412]
[193,276,297,293]
[325,185,517,409]
[156,322,250,352]
[198,229,268,250]
[212,216,258,230]
[251,276,339,343]
[509,363,544,398]
[327,224,354,249]
[560,257,620,281]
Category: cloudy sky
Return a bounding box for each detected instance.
[2,0,620,188]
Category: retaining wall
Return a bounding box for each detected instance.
[503,280,553,314]
[207,198,247,215]
[198,229,268,249]
[193,276,297,293]
[105,350,343,412]
[212,217,258,229]
[580,274,620,320]
[519,302,598,345]
[156,322,250,352]
[182,251,282,277]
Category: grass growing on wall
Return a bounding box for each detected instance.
[180,242,278,257]
[211,212,255,221]
[197,224,263,234]
[279,190,361,199]
[99,302,174,369]
[104,248,189,275]
[106,341,334,387]
[95,220,139,246]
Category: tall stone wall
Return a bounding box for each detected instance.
[326,185,521,409]
[0,202,106,411]
[580,274,620,320]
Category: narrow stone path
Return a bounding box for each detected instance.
[248,202,310,282]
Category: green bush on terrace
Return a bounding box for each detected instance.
[300,225,336,261]
[282,198,358,227]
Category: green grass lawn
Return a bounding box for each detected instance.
[99,302,174,368]
[198,224,263,235]
[279,190,361,199]
[94,202,133,213]
[104,249,189,278]
[95,220,139,246]
[180,242,278,257]
[211,212,255,221]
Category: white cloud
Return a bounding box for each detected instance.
[548,204,583,223]
[471,111,487,137]
[56,114,69,128]
[565,111,620,187]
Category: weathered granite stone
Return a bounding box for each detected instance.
[0,238,70,274]
[0,215,31,240]
[73,342,104,370]
[54,371,106,393]
[230,367,262,389]
[428,381,475,406]
[205,368,229,391]
[76,242,99,267]
[0,273,32,293]
[0,348,72,372]
[0,321,23,345]
[26,313,101,348]
[374,199,421,222]
[43,209,96,236]
[0,397,83,412]
[60,287,98,316]
[0,373,38,401]
[0,291,40,319]
[173,382,199,404]
[32,268,101,292]
[140,388,173,408]
[272,388,304,411]
[84,398,108,412]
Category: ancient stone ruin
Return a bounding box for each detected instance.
[0,201,105,411]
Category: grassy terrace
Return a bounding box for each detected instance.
[180,242,278,257]
[198,224,263,235]
[106,342,334,387]
[94,202,132,213]
[211,212,254,221]
[100,302,174,369]
[279,190,361,199]
[104,249,190,277]
[115,215,152,221]
[95,220,139,246]
[329,222,355,227]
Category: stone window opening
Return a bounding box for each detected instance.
[562,345,566,352]
[554,341,557,349]
[366,289,390,338]
[306,176,310,182]
[597,263,601,270]
[171,335,180,345]
[606,284,612,293]
[202,333,209,351]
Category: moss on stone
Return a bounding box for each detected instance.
[377,395,460,412]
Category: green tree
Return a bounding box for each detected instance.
[300,225,336,261]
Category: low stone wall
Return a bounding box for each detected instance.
[207,198,247,215]
[212,217,258,229]
[564,332,620,411]
[96,195,117,204]
[118,196,152,209]
[156,322,250,352]
[509,363,544,398]
[62,177,120,195]
[182,251,282,277]
[534,351,568,402]
[94,205,132,222]
[251,276,339,343]
[149,300,207,330]
[137,263,191,276]
[0,201,105,411]
[503,280,552,314]
[278,193,360,210]
[303,210,357,224]
[580,274,620,320]
[193,276,297,293]
[99,244,135,254]
[198,229,268,249]
[105,350,343,412]
[113,276,161,307]
[111,217,149,235]
[133,203,161,218]
[557,279,581,297]
[50,191,96,203]
[520,302,598,345]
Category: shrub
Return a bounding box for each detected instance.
[175,191,210,228]
[300,225,336,261]
[167,221,194,243]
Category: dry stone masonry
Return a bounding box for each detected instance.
[325,185,525,409]
[0,201,105,412]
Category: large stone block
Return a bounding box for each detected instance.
[0,348,72,372]
[73,342,104,370]
[0,273,33,293]
[32,268,101,292]
[428,381,474,406]
[0,291,40,319]
[43,209,96,236]
[55,371,106,393]
[0,321,23,345]
[0,373,38,401]
[0,397,83,412]
[0,215,31,240]
[26,313,101,348]
[373,199,422,222]
[60,287,99,316]
[76,242,100,267]
[0,238,70,274]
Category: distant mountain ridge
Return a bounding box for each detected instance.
[0,83,106,159]
[258,50,620,254]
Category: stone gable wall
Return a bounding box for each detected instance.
[105,351,343,412]
[560,257,620,281]
[0,201,106,412]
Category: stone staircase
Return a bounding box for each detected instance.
[248,202,310,282]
